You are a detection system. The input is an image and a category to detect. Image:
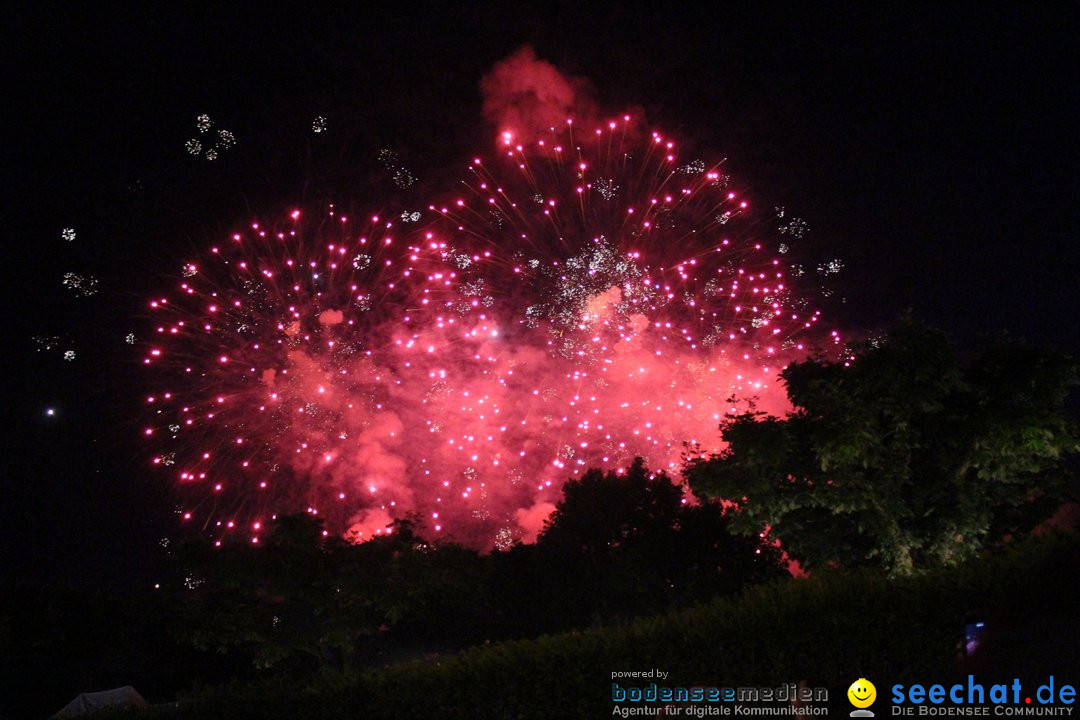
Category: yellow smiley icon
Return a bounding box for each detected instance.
[848,678,876,708]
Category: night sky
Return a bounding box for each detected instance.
[6,4,1077,584]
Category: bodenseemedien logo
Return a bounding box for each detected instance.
[849,678,877,717]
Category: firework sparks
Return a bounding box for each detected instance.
[143,116,837,548]
[186,114,236,161]
[62,272,99,297]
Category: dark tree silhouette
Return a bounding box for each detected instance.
[686,319,1079,574]
[164,462,786,673]
[526,458,784,627]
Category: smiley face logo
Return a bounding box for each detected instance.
[848,678,876,709]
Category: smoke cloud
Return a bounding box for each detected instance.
[480,45,597,144]
[146,49,833,552]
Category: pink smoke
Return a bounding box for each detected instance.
[480,45,596,145]
[144,52,837,552]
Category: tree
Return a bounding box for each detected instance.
[173,513,368,672]
[172,514,493,671]
[526,458,783,627]
[686,320,1079,575]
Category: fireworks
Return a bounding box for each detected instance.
[62,272,99,297]
[185,114,236,161]
[143,116,836,548]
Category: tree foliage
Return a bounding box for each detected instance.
[533,459,783,625]
[686,320,1079,574]
[163,458,780,676]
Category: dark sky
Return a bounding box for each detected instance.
[5,3,1078,584]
